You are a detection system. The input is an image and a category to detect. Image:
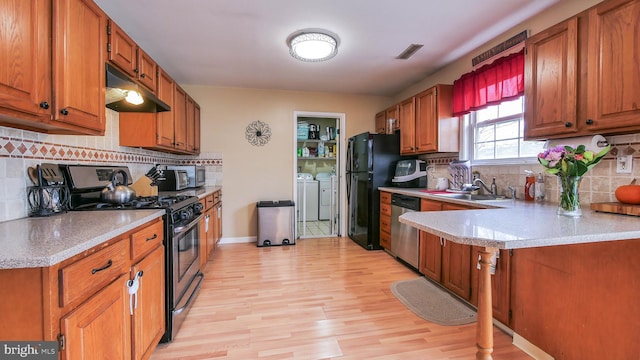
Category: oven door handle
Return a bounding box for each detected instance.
[173,213,204,236]
[173,272,204,316]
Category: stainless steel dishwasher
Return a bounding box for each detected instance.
[390,193,420,269]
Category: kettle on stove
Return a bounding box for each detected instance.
[101,170,137,204]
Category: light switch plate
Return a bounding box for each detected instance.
[616,155,633,173]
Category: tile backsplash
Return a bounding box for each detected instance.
[0,109,222,222]
[423,133,640,205]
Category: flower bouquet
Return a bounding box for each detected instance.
[538,144,610,216]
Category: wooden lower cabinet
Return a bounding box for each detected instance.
[379,191,392,250]
[419,199,510,322]
[470,247,511,325]
[0,218,165,360]
[62,273,131,359]
[200,190,223,269]
[132,246,165,360]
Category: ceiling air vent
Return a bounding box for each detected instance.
[396,44,424,60]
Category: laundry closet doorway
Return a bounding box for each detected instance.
[294,111,345,239]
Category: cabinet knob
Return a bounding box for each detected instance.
[60,108,69,115]
[134,68,139,73]
[586,119,594,125]
[564,122,573,128]
[39,101,50,109]
[140,73,146,78]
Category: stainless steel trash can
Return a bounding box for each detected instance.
[257,200,295,247]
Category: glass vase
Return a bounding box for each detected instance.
[557,175,582,217]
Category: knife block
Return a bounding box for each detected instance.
[131,177,158,197]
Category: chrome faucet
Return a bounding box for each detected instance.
[473,178,496,196]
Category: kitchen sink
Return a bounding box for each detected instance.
[432,193,511,201]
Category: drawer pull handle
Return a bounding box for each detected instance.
[91,259,113,274]
[146,234,158,242]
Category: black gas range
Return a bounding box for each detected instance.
[60,164,204,343]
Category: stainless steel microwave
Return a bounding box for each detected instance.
[166,165,206,188]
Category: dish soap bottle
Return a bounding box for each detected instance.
[524,170,535,201]
[535,173,545,202]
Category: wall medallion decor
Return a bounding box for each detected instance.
[245,120,272,146]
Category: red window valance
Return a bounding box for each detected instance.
[452,48,525,116]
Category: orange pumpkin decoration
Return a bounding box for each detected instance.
[615,185,640,204]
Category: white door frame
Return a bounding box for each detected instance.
[293,110,346,237]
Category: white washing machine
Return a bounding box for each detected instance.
[316,172,336,220]
[297,173,318,221]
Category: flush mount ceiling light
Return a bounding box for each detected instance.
[287,29,339,62]
[125,90,144,105]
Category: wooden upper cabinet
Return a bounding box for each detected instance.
[173,85,188,151]
[186,95,196,153]
[0,0,52,123]
[194,102,201,154]
[137,48,157,92]
[107,20,157,94]
[525,0,640,139]
[415,84,457,153]
[386,104,399,131]
[399,97,416,154]
[107,20,137,78]
[524,16,579,139]
[397,84,457,155]
[52,0,106,135]
[375,111,386,134]
[585,0,640,132]
[156,68,175,148]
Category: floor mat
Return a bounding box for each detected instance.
[391,277,477,326]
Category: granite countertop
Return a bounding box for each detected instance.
[383,187,640,249]
[0,210,165,269]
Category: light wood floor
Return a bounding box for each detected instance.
[151,237,532,359]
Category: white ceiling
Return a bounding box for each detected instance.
[94,0,559,97]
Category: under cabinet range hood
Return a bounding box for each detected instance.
[105,64,170,113]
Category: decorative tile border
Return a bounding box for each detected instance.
[0,135,223,166]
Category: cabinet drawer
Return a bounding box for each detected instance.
[380,191,391,204]
[380,230,391,249]
[131,220,164,261]
[60,239,129,307]
[421,199,443,211]
[380,215,391,234]
[205,194,215,209]
[380,203,392,216]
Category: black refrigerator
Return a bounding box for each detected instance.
[346,132,401,250]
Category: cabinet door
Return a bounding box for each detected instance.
[524,17,579,139]
[216,202,222,242]
[186,96,196,153]
[107,20,137,78]
[415,87,437,153]
[206,207,216,257]
[61,274,131,360]
[385,104,399,131]
[156,68,175,148]
[52,0,106,134]
[194,102,201,154]
[132,246,165,360]
[399,97,416,154]
[585,0,640,132]
[137,48,157,93]
[0,0,52,122]
[419,231,442,281]
[442,240,472,300]
[375,111,386,134]
[174,85,188,151]
[471,247,511,325]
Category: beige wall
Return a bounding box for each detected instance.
[183,85,389,239]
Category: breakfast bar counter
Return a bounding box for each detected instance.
[399,205,640,359]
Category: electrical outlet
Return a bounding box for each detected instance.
[616,155,633,174]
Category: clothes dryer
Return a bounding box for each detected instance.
[297,173,318,221]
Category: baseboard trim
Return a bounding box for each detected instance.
[512,332,554,360]
[219,236,256,244]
